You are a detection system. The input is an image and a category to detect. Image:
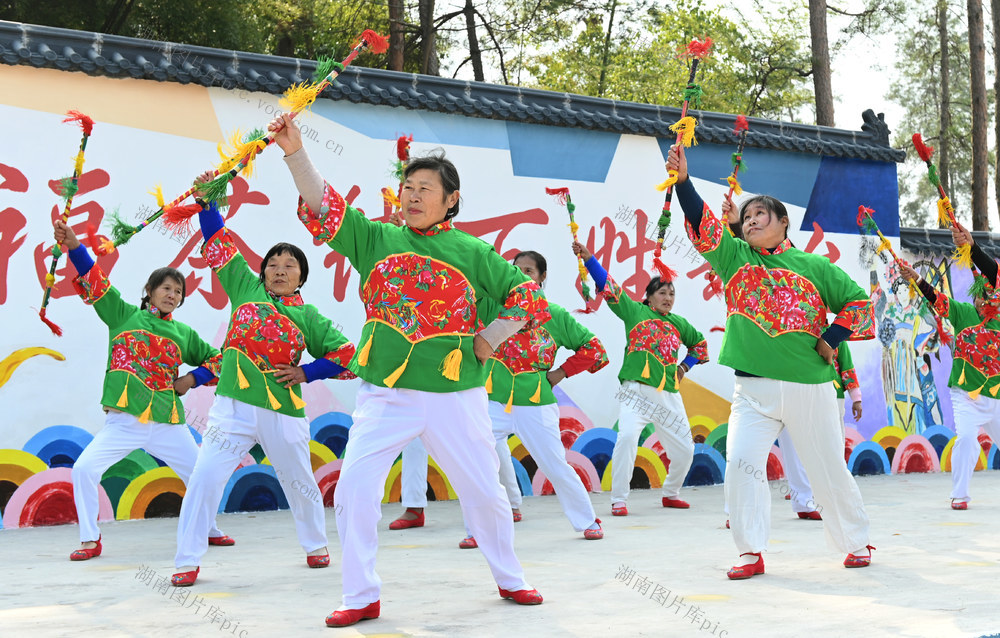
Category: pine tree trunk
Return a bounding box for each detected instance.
[597,0,618,98]
[387,0,404,72]
[419,0,438,75]
[808,0,835,126]
[969,0,989,230]
[992,0,1000,223]
[464,0,484,82]
[937,0,952,225]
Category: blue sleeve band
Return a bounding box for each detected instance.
[675,179,705,231]
[68,245,95,276]
[199,200,225,241]
[681,354,699,369]
[190,366,214,388]
[584,255,608,291]
[301,358,345,383]
[821,324,852,350]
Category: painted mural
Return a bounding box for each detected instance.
[1,43,996,531]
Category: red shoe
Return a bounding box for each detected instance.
[725,520,730,529]
[951,500,969,510]
[69,536,102,561]
[171,567,199,587]
[727,553,764,580]
[499,587,543,605]
[208,534,235,546]
[459,536,478,549]
[325,600,380,627]
[512,510,522,522]
[388,508,425,530]
[797,511,822,520]
[307,552,330,568]
[844,545,876,568]
[611,503,628,516]
[784,494,791,500]
[662,497,690,509]
[583,519,603,540]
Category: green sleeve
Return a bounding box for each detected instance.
[942,296,982,332]
[295,182,382,270]
[303,305,354,363]
[550,304,596,350]
[823,259,877,340]
[683,203,746,282]
[837,341,854,371]
[474,243,549,326]
[182,326,222,376]
[672,314,706,349]
[200,227,262,303]
[73,264,134,328]
[599,272,641,325]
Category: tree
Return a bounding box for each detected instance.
[808,0,836,126]
[967,0,989,230]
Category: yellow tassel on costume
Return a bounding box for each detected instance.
[669,116,698,147]
[169,398,180,424]
[485,365,494,393]
[235,358,251,389]
[116,378,129,408]
[357,333,373,367]
[990,383,1000,397]
[504,384,514,414]
[958,366,966,385]
[279,82,321,113]
[657,370,667,392]
[45,273,56,287]
[656,170,679,192]
[969,382,986,400]
[727,175,743,195]
[529,376,542,403]
[73,150,85,175]
[138,394,153,424]
[440,337,463,382]
[833,377,841,390]
[641,353,651,379]
[953,243,973,270]
[289,388,307,410]
[384,344,414,388]
[149,184,165,209]
[264,383,282,410]
[876,237,892,254]
[937,197,953,226]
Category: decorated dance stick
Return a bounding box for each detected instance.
[911,133,971,269]
[102,30,388,247]
[651,37,712,280]
[39,110,95,336]
[725,115,749,199]
[545,186,592,302]
[381,134,412,223]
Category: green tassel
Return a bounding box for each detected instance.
[51,245,63,259]
[581,281,592,301]
[56,176,79,201]
[242,128,267,144]
[201,173,233,207]
[312,58,345,82]
[683,84,704,108]
[730,153,747,172]
[108,209,137,246]
[862,218,879,235]
[658,214,671,230]
[566,202,576,214]
[927,165,940,188]
[392,159,405,182]
[969,273,991,299]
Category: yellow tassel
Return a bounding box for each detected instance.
[116,377,129,408]
[289,388,307,410]
[990,382,1000,397]
[73,151,85,175]
[279,82,321,113]
[833,377,841,389]
[656,170,679,192]
[485,364,494,393]
[529,375,542,403]
[953,243,973,270]
[381,187,401,209]
[504,384,514,414]
[217,129,267,178]
[440,337,463,382]
[149,184,165,209]
[641,353,651,379]
[45,273,56,287]
[727,175,742,195]
[264,383,282,410]
[657,369,667,392]
[138,394,153,424]
[357,332,373,367]
[669,116,698,147]
[384,344,414,388]
[876,237,892,254]
[169,397,179,424]
[958,366,966,385]
[969,381,986,400]
[907,279,919,302]
[578,262,588,279]
[569,221,579,235]
[235,358,251,390]
[937,197,953,226]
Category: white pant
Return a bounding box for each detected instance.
[726,378,869,555]
[949,388,1000,501]
[776,399,846,513]
[73,411,224,543]
[400,438,429,508]
[336,382,529,608]
[174,396,327,568]
[488,401,596,531]
[611,381,694,503]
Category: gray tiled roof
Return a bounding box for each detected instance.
[901,226,1000,256]
[1,20,906,163]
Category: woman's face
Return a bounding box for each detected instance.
[401,168,459,231]
[647,282,675,314]
[742,203,788,249]
[147,277,183,313]
[263,251,302,297]
[514,256,545,286]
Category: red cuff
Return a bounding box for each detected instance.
[297,183,347,243]
[560,336,609,377]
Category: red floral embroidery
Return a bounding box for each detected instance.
[493,325,558,374]
[834,299,876,341]
[687,339,710,364]
[362,254,477,340]
[628,319,682,366]
[201,227,239,270]
[109,330,182,390]
[297,183,346,243]
[576,336,610,373]
[224,302,306,370]
[324,343,358,380]
[954,326,1000,378]
[684,203,724,254]
[500,281,550,328]
[754,238,793,256]
[601,276,625,304]
[409,221,452,237]
[73,264,111,305]
[934,293,950,318]
[841,368,859,392]
[726,265,827,337]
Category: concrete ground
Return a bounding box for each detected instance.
[1,472,999,638]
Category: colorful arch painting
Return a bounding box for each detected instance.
[847,441,892,476]
[315,459,343,507]
[510,456,533,497]
[571,427,616,478]
[939,437,987,473]
[220,465,289,513]
[891,435,941,474]
[116,466,185,520]
[558,416,586,449]
[601,446,665,491]
[688,415,719,444]
[0,449,49,499]
[22,425,94,468]
[921,425,955,457]
[871,426,909,454]
[990,445,1000,470]
[531,451,601,495]
[641,433,668,472]
[383,455,457,503]
[260,440,337,473]
[309,411,353,457]
[705,423,727,457]
[767,444,784,481]
[100,449,161,513]
[684,443,726,486]
[3,467,111,529]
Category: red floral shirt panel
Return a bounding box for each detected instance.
[493,325,558,375]
[684,202,725,254]
[687,339,710,364]
[834,299,877,341]
[725,265,827,338]
[324,343,358,380]
[73,264,112,305]
[628,319,682,366]
[955,326,1000,377]
[933,293,951,318]
[296,183,347,244]
[362,253,478,341]
[109,330,182,391]
[201,227,239,270]
[561,336,610,376]
[224,302,307,371]
[499,281,550,329]
[841,368,860,392]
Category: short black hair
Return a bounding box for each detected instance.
[141,267,186,311]
[259,242,309,291]
[512,250,547,278]
[739,195,790,240]
[404,150,462,220]
[642,276,674,306]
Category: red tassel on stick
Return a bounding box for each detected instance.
[161,204,204,231]
[652,257,677,282]
[396,135,413,161]
[733,114,749,134]
[911,133,934,162]
[359,30,389,54]
[39,308,63,336]
[62,110,94,136]
[682,37,714,59]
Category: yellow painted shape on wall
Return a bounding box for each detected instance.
[0,347,65,389]
[1,66,224,142]
[679,378,731,425]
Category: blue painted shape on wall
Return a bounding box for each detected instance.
[507,121,620,181]
[802,157,899,235]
